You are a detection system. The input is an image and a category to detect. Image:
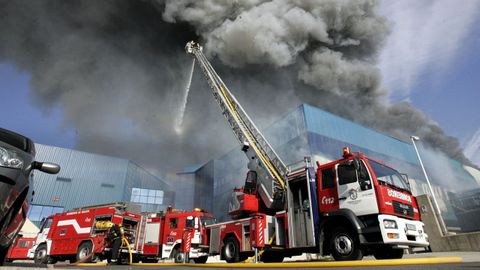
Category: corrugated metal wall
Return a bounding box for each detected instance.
[33,144,174,212]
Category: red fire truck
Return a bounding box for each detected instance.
[5,236,36,262]
[185,41,430,263]
[31,202,142,264]
[29,202,215,264]
[139,206,215,263]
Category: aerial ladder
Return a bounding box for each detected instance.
[185,41,287,211]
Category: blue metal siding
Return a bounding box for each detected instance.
[303,104,419,164]
[32,144,173,212]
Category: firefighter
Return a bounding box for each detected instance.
[107,223,124,264]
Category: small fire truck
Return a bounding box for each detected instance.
[139,206,215,263]
[5,235,36,262]
[185,41,429,263]
[30,202,142,264]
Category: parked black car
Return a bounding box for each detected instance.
[0,128,60,265]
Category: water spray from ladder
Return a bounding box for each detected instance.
[174,58,195,134]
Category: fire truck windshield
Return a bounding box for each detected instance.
[369,160,411,194]
[201,217,216,226]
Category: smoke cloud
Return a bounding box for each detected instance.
[0,0,473,178]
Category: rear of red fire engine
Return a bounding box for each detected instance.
[5,236,35,262]
[31,203,142,264]
[139,207,215,263]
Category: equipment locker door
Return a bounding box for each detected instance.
[286,168,316,248]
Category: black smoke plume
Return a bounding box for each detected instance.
[0,0,472,176]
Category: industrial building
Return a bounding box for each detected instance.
[181,104,480,231]
[27,144,175,227]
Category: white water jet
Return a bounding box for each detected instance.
[175,58,195,134]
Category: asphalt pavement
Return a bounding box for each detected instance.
[2,252,479,269]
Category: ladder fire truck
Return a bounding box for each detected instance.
[185,41,429,262]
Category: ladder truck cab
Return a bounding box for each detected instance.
[30,202,142,264]
[140,206,215,263]
[185,41,429,263]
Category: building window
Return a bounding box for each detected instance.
[130,188,164,205]
[27,204,64,227]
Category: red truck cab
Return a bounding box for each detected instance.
[140,207,215,263]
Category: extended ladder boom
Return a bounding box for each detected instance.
[186,41,287,209]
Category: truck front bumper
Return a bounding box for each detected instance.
[378,214,429,248]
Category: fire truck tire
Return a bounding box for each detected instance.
[193,256,208,263]
[34,244,49,264]
[329,226,363,261]
[76,242,94,263]
[222,236,241,263]
[171,246,185,263]
[373,247,404,259]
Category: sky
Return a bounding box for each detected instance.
[0,0,479,168]
[379,0,480,165]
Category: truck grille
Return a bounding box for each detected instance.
[393,200,414,217]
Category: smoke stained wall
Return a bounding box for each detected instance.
[0,0,473,177]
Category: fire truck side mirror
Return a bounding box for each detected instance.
[194,217,199,229]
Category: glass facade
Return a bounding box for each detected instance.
[131,188,164,204]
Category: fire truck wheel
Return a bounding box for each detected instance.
[222,236,241,263]
[329,227,363,261]
[76,242,93,263]
[373,247,404,259]
[171,247,185,263]
[34,244,49,264]
[192,256,208,264]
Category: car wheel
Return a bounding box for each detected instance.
[329,227,363,261]
[373,247,404,259]
[0,207,14,237]
[34,244,49,264]
[76,242,93,263]
[0,244,10,266]
[222,236,241,263]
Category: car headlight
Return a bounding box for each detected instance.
[0,146,24,169]
[383,219,397,229]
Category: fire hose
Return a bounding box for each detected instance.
[243,234,275,263]
[122,236,133,265]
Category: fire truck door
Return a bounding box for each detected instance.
[336,160,378,216]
